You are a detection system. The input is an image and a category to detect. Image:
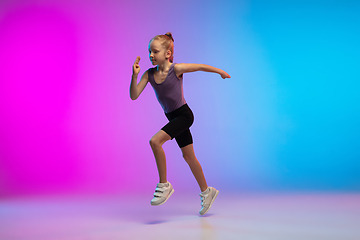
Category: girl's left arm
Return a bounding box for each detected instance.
[174,63,231,79]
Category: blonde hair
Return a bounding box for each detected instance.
[150,32,175,63]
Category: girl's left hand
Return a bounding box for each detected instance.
[220,71,231,79]
[133,56,141,75]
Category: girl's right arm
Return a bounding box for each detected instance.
[174,63,231,79]
[130,56,148,100]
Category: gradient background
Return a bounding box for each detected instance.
[0,0,359,197]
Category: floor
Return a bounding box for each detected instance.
[0,192,359,240]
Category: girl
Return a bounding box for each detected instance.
[130,32,230,215]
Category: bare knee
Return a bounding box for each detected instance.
[149,137,161,149]
[183,154,195,164]
[150,130,171,149]
[149,137,157,148]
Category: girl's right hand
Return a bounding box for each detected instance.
[133,56,141,75]
[220,70,231,79]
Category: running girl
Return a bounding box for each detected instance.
[130,32,230,215]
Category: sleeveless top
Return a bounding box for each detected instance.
[147,63,186,113]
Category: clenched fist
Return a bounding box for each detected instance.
[133,56,141,75]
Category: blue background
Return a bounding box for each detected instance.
[0,0,359,196]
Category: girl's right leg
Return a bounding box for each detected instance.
[149,130,171,183]
[149,130,174,206]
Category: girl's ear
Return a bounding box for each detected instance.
[166,49,171,59]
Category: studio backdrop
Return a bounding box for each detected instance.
[0,0,359,196]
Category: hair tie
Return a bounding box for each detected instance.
[165,33,174,42]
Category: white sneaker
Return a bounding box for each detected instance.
[150,181,174,206]
[199,187,219,215]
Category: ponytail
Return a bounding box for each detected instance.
[164,32,174,42]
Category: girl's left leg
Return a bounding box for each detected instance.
[182,143,219,215]
[181,143,208,192]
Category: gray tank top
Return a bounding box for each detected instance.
[148,63,186,113]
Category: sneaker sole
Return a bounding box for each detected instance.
[151,188,175,206]
[200,189,219,215]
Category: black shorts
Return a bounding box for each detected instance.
[161,104,194,148]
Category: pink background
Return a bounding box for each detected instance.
[1,0,359,197]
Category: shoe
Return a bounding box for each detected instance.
[199,187,219,215]
[150,181,174,206]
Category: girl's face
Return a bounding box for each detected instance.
[148,39,170,65]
